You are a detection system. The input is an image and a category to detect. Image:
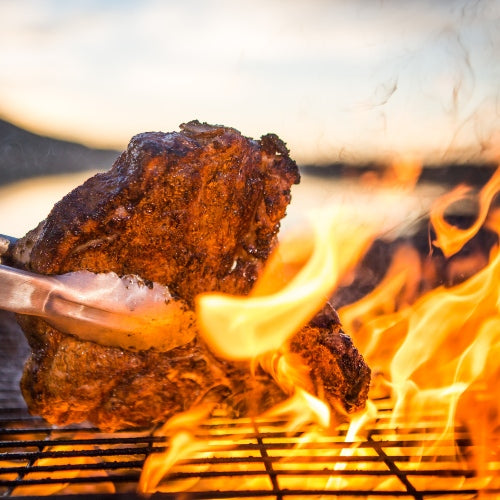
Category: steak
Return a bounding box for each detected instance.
[6,121,370,430]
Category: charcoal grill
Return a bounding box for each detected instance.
[1,310,499,499]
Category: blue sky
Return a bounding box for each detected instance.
[1,0,499,164]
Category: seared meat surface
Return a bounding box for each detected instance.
[7,121,370,430]
[12,121,298,305]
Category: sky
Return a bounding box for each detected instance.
[1,0,499,165]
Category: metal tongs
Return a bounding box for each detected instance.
[0,235,195,351]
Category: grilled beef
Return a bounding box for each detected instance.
[7,121,370,430]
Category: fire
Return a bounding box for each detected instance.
[139,404,216,494]
[196,207,381,362]
[340,164,500,490]
[431,167,500,258]
[137,161,499,496]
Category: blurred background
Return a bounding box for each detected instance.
[0,0,499,236]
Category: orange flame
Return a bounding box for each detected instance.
[431,167,500,257]
[196,208,383,362]
[140,161,500,496]
[138,158,425,493]
[139,404,215,494]
[342,166,500,488]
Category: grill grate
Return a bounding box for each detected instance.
[2,404,500,498]
[1,312,500,499]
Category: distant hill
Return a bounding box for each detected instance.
[0,119,120,185]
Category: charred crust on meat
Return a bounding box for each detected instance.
[260,133,289,157]
[12,121,300,304]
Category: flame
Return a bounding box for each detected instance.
[196,207,381,362]
[138,159,425,493]
[263,387,331,430]
[138,162,500,496]
[430,167,500,257]
[139,208,383,494]
[341,165,500,490]
[139,404,216,494]
[195,158,421,364]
